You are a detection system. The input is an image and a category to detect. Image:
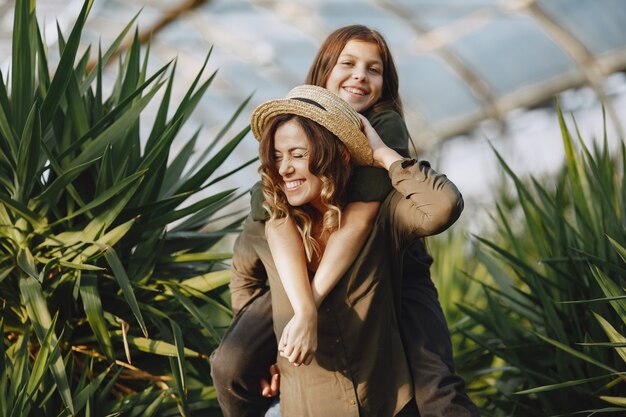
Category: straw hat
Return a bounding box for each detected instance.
[251,85,374,166]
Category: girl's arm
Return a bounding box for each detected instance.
[310,201,378,307]
[265,217,317,367]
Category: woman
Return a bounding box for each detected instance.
[217,85,463,417]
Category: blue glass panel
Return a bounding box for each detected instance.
[537,0,626,54]
[398,54,482,123]
[389,0,505,29]
[318,1,415,40]
[449,14,575,93]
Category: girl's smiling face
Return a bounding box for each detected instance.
[325,40,383,113]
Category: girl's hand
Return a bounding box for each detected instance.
[278,312,318,366]
[358,114,404,170]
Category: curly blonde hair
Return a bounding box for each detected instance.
[259,114,351,260]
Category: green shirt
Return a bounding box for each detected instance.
[249,110,411,221]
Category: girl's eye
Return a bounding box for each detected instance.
[341,61,353,66]
[292,152,306,159]
[369,67,381,74]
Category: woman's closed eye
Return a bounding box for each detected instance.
[274,151,308,162]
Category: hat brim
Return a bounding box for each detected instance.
[251,92,374,167]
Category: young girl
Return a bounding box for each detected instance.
[211,26,479,417]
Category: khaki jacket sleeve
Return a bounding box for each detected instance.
[387,159,464,243]
[229,216,268,315]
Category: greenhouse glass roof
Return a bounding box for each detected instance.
[1,0,625,151]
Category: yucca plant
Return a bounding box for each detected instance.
[0,1,254,416]
[454,108,626,416]
[427,228,496,401]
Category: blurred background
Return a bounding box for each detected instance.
[1,2,625,415]
[2,0,625,225]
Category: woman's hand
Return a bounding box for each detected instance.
[359,114,403,170]
[260,364,280,397]
[278,311,318,366]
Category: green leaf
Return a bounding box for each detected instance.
[607,235,626,264]
[164,269,231,294]
[136,189,236,231]
[72,364,112,414]
[33,157,101,206]
[15,102,41,203]
[25,312,61,402]
[591,266,626,327]
[169,320,188,412]
[0,193,40,226]
[176,127,249,195]
[535,332,618,374]
[515,372,621,395]
[11,0,35,135]
[40,0,94,128]
[168,285,220,344]
[79,11,141,93]
[599,396,626,406]
[593,313,626,364]
[49,169,145,227]
[71,82,163,167]
[110,332,201,357]
[19,275,75,414]
[80,274,115,360]
[102,245,148,337]
[65,71,90,138]
[161,252,232,263]
[145,61,176,155]
[16,247,38,281]
[160,127,199,196]
[186,93,252,175]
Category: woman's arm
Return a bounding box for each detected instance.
[360,115,463,239]
[230,217,270,315]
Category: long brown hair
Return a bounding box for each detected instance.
[259,114,351,260]
[306,25,403,116]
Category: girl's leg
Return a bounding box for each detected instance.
[401,240,480,417]
[211,291,278,417]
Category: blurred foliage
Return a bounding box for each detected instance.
[0,1,254,415]
[431,109,626,416]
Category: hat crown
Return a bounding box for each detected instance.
[250,85,374,166]
[286,85,361,128]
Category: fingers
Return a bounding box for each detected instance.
[260,378,272,397]
[269,364,280,396]
[288,349,302,367]
[279,341,295,358]
[260,364,281,397]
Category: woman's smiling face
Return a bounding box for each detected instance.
[273,119,324,211]
[325,40,383,113]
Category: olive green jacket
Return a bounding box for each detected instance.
[230,159,463,417]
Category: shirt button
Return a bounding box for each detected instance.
[350,399,356,406]
[335,338,340,343]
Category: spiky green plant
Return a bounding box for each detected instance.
[451,108,626,416]
[0,1,254,416]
